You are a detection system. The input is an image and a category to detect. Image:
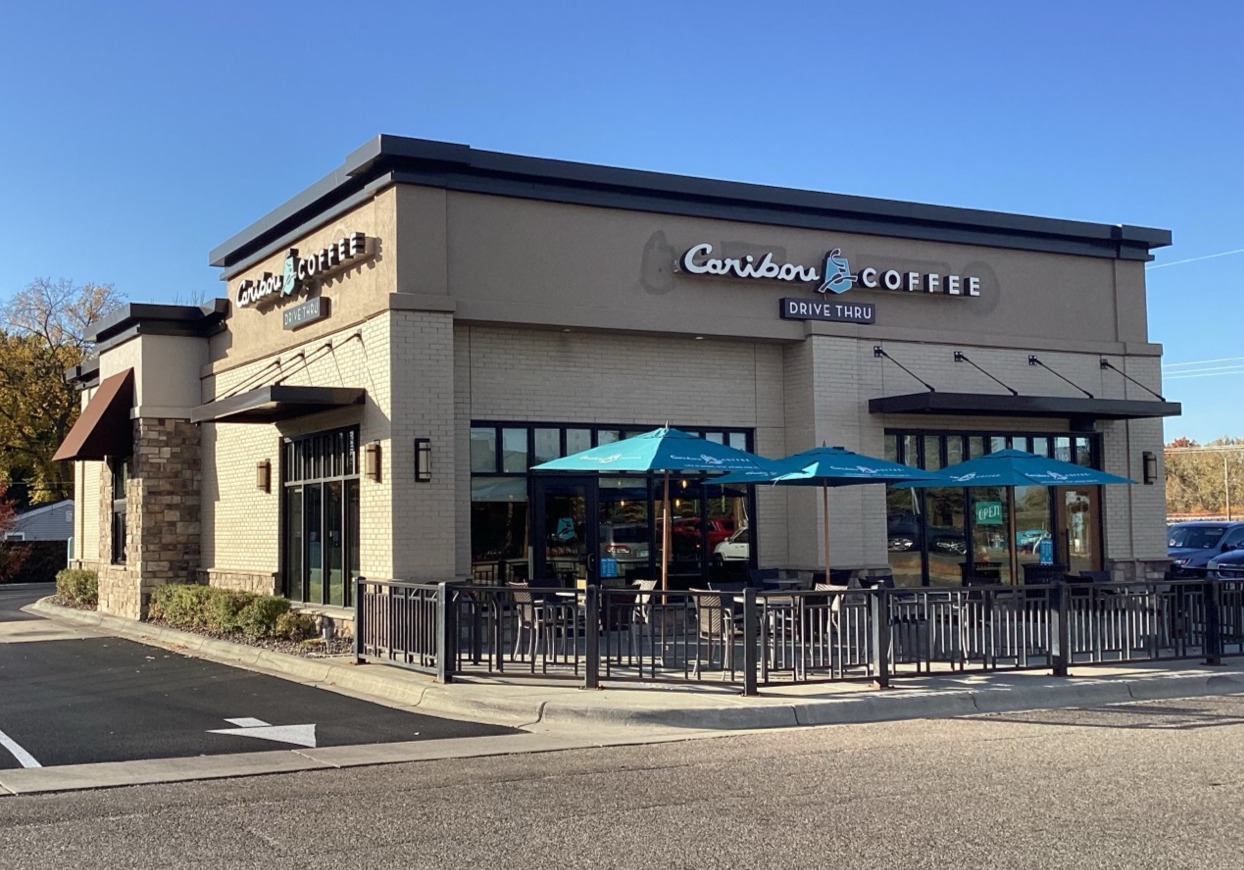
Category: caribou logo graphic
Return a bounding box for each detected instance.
[816,249,857,295]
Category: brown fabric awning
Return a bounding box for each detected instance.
[53,369,135,461]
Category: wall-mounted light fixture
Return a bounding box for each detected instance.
[1143,450,1157,485]
[415,438,432,482]
[256,459,271,493]
[364,441,382,482]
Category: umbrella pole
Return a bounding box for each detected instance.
[1007,486,1018,585]
[661,470,670,597]
[823,483,831,586]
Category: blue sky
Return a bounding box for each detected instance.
[1,1,1239,442]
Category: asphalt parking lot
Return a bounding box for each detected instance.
[0,585,518,769]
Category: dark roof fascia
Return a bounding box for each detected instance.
[88,300,229,349]
[868,391,1182,423]
[64,355,100,387]
[218,174,392,281]
[189,385,365,425]
[209,135,1172,271]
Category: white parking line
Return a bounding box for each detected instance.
[0,728,41,768]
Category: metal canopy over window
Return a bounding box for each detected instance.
[52,368,135,461]
[189,386,365,424]
[868,391,1181,424]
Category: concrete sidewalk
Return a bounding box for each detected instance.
[27,598,1244,732]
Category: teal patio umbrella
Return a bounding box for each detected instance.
[894,448,1134,580]
[532,426,780,591]
[713,446,937,585]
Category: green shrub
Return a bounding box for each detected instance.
[205,589,254,634]
[149,583,214,629]
[275,610,319,641]
[55,568,98,608]
[148,584,322,642]
[238,595,291,638]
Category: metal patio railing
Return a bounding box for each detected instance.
[354,576,1244,694]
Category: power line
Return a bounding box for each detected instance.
[1164,367,1244,381]
[1147,247,1244,270]
[1164,355,1244,369]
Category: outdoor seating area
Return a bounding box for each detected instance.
[355,573,1244,693]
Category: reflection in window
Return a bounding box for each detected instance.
[470,428,497,473]
[885,427,1103,586]
[502,428,527,473]
[283,427,360,606]
[533,428,561,464]
[470,422,755,586]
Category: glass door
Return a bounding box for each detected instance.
[969,488,1011,584]
[1056,486,1101,575]
[532,477,599,586]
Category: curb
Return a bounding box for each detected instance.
[26,598,546,724]
[25,599,1244,732]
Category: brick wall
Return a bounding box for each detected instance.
[201,313,394,584]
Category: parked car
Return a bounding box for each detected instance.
[1207,546,1244,579]
[1167,520,1244,576]
[887,516,966,555]
[600,523,650,570]
[672,517,737,551]
[711,526,750,563]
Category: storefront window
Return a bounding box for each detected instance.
[501,428,527,473]
[471,422,754,587]
[470,427,497,473]
[533,428,561,464]
[109,456,130,564]
[283,427,360,607]
[886,428,1104,586]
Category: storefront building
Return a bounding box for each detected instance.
[56,135,1179,621]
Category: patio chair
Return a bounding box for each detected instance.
[804,583,860,667]
[690,589,742,679]
[506,581,580,663]
[625,579,659,661]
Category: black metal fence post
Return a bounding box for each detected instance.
[354,576,365,663]
[1205,579,1223,666]
[584,585,600,689]
[1050,579,1069,676]
[742,587,758,696]
[871,587,891,689]
[435,581,457,684]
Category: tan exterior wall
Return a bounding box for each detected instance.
[439,190,1157,353]
[453,326,789,575]
[201,310,397,584]
[213,190,398,370]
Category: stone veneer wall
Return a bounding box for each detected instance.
[197,568,277,595]
[92,418,202,620]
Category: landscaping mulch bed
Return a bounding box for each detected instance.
[145,618,356,658]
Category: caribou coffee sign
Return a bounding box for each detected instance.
[678,241,982,322]
[236,232,373,309]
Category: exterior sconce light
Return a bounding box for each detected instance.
[364,441,382,482]
[415,438,432,482]
[256,459,271,493]
[1143,450,1157,486]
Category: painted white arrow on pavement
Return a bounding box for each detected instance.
[208,717,317,748]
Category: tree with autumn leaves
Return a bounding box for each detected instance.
[0,278,125,506]
[1165,436,1244,518]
